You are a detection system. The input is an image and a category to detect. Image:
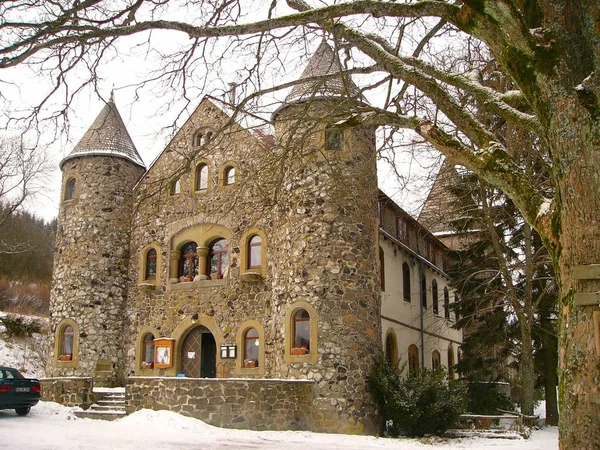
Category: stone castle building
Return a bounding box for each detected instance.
[46,42,462,434]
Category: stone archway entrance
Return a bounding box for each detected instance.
[181,326,216,378]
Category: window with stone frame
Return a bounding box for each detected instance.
[194,130,213,146]
[64,178,76,201]
[396,217,408,242]
[408,344,419,374]
[247,235,262,269]
[243,328,259,368]
[292,309,310,354]
[402,262,411,302]
[170,179,181,195]
[379,247,385,291]
[448,345,455,378]
[60,325,74,360]
[420,271,427,309]
[145,248,157,280]
[432,279,439,315]
[325,127,341,150]
[432,350,441,370]
[385,333,397,365]
[179,242,199,281]
[195,163,209,191]
[444,287,450,319]
[142,333,155,367]
[208,238,228,279]
[224,166,236,185]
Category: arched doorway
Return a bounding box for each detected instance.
[181,326,216,378]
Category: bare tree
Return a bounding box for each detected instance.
[0,138,52,253]
[1,1,598,446]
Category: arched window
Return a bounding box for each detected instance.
[432,279,439,315]
[224,166,236,185]
[325,127,341,150]
[208,238,228,279]
[408,344,419,374]
[379,247,385,292]
[142,333,155,367]
[60,325,74,360]
[453,293,459,321]
[448,345,455,379]
[195,130,213,146]
[179,242,199,281]
[64,178,76,201]
[432,350,441,370]
[402,262,411,302]
[420,272,427,309]
[145,249,157,280]
[243,328,259,368]
[444,287,450,319]
[195,164,208,191]
[293,309,310,354]
[170,179,181,195]
[247,235,262,269]
[385,333,397,366]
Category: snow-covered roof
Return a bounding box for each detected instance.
[60,95,145,169]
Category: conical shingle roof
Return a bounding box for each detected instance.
[60,96,145,169]
[284,41,361,104]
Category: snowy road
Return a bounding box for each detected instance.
[0,402,558,450]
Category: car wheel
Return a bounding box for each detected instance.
[15,407,31,416]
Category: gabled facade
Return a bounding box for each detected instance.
[46,42,462,434]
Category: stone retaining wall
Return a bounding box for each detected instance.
[126,377,314,431]
[40,377,95,409]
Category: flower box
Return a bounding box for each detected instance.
[58,354,72,361]
[141,362,154,369]
[291,347,308,356]
[244,360,257,369]
[179,276,191,282]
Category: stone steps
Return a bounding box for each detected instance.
[74,388,127,421]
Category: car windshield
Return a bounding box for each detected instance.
[0,368,24,379]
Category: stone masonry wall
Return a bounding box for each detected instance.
[125,100,281,380]
[126,377,314,431]
[40,377,95,408]
[48,156,145,384]
[268,101,382,434]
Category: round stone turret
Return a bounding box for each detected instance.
[270,42,382,434]
[47,97,145,386]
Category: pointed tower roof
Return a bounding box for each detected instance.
[60,95,145,169]
[272,41,362,121]
[285,41,360,104]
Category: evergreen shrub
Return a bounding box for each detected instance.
[467,382,515,414]
[367,353,467,437]
[0,314,41,338]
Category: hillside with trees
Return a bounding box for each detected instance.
[0,205,55,316]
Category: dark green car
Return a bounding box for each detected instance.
[0,366,41,416]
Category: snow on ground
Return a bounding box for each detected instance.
[0,402,558,450]
[0,314,558,449]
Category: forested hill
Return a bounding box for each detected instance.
[0,206,56,316]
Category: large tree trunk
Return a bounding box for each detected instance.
[554,121,600,448]
[530,4,600,447]
[520,324,535,417]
